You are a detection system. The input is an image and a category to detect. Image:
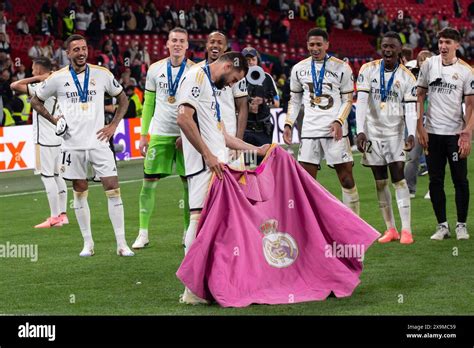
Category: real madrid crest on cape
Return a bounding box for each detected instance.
[177,145,380,307]
[260,219,298,268]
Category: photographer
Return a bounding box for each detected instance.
[242,47,280,147]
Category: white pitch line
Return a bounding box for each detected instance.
[0,175,179,198]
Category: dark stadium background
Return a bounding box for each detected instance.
[0,0,473,124]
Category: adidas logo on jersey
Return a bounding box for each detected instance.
[160,73,165,78]
[372,78,377,83]
[64,82,70,86]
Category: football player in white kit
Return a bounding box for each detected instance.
[177,52,269,304]
[132,28,195,250]
[356,32,417,245]
[193,31,248,139]
[31,34,135,257]
[417,27,474,241]
[10,57,69,228]
[283,28,360,215]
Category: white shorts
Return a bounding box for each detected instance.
[59,146,117,180]
[187,169,213,211]
[34,144,61,177]
[298,137,353,167]
[361,137,406,166]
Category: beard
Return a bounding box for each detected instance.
[214,76,227,90]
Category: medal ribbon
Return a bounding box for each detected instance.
[167,58,187,97]
[69,64,89,103]
[202,64,221,124]
[380,59,399,102]
[311,54,328,97]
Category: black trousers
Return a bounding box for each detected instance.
[426,133,469,224]
[243,127,273,165]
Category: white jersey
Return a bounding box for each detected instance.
[357,60,417,140]
[194,60,247,136]
[417,56,474,135]
[288,56,354,138]
[145,58,195,136]
[28,82,62,146]
[35,64,123,150]
[178,66,228,176]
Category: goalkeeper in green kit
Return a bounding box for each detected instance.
[133,28,195,249]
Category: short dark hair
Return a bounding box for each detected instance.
[169,27,188,37]
[207,30,227,43]
[306,28,329,41]
[383,31,403,45]
[401,46,413,60]
[437,27,461,42]
[65,34,87,49]
[217,51,249,75]
[33,57,52,71]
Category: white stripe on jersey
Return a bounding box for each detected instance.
[357,60,417,139]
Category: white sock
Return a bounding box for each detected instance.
[41,176,60,217]
[393,179,411,233]
[342,186,360,216]
[55,175,68,214]
[106,189,127,248]
[375,179,396,230]
[73,190,93,247]
[184,214,200,255]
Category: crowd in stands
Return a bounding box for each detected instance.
[270,0,474,59]
[0,0,473,126]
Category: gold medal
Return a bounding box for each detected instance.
[168,96,176,104]
[81,103,89,111]
[217,121,222,131]
[314,96,321,104]
[380,102,386,110]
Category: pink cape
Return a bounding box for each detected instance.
[177,145,380,307]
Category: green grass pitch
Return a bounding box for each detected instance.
[0,148,473,315]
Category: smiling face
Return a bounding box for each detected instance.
[246,56,258,67]
[381,37,401,68]
[166,31,188,60]
[438,37,459,62]
[67,39,88,69]
[307,35,329,61]
[206,32,227,62]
